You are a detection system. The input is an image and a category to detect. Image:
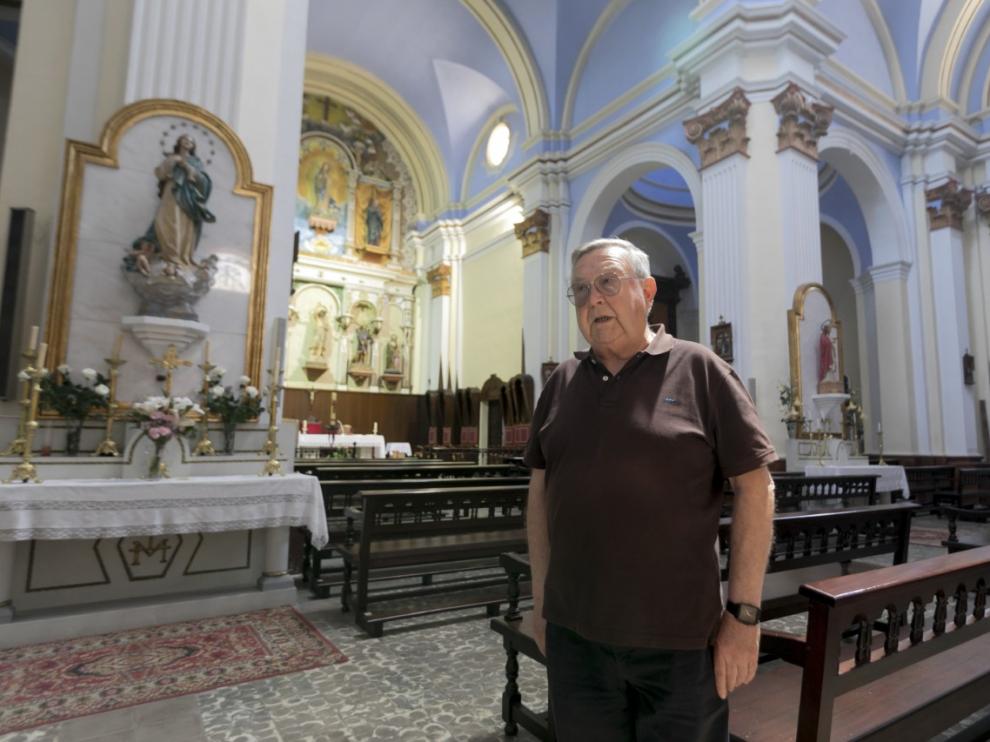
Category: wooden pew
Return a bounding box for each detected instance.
[489,503,917,740]
[904,464,955,511]
[340,484,530,637]
[305,474,530,597]
[722,474,881,517]
[730,546,990,740]
[936,467,990,511]
[304,462,522,480]
[942,505,990,553]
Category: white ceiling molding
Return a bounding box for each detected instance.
[918,0,979,102]
[958,14,990,112]
[862,0,908,104]
[460,0,550,147]
[304,53,450,220]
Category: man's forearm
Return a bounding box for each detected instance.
[726,467,774,605]
[526,469,550,605]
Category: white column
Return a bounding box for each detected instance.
[930,225,979,453]
[125,0,247,125]
[972,194,990,456]
[523,249,551,394]
[778,148,823,289]
[700,156,748,378]
[850,273,879,452]
[868,262,919,454]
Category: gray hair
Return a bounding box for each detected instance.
[570,238,651,280]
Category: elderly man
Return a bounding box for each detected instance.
[524,238,776,740]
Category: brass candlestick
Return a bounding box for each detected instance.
[193,359,217,456]
[261,353,283,476]
[7,343,47,483]
[94,350,126,457]
[1,345,38,456]
[877,429,886,465]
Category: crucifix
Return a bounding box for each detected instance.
[150,344,192,396]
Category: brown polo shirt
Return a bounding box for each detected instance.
[524,328,777,649]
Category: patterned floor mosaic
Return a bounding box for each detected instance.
[1,515,988,741]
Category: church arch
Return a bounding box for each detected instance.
[460,0,550,146]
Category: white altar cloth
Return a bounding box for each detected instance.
[297,433,386,458]
[803,464,910,499]
[0,473,327,547]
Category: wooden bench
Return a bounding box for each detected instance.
[772,474,880,511]
[936,467,990,511]
[942,504,990,554]
[305,462,522,480]
[489,503,917,740]
[304,474,530,597]
[730,546,990,740]
[340,484,530,637]
[904,464,955,511]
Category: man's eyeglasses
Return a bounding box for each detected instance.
[566,272,639,307]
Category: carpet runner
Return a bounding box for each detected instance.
[0,606,347,734]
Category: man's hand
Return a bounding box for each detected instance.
[713,612,759,699]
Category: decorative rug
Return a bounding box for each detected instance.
[910,526,949,547]
[0,606,347,734]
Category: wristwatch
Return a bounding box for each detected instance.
[725,600,761,625]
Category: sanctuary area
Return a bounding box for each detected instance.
[1,0,990,740]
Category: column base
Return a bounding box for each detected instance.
[257,572,295,592]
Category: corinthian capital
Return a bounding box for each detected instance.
[514,209,550,258]
[771,83,833,159]
[683,88,750,169]
[426,262,452,298]
[926,179,973,231]
[976,190,990,221]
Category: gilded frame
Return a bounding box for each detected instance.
[44,99,273,387]
[787,282,843,438]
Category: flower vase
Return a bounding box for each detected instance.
[148,436,171,479]
[65,421,84,456]
[222,421,236,455]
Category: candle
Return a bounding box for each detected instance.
[203,339,210,364]
[877,422,882,434]
[112,332,124,360]
[28,325,39,350]
[36,342,47,370]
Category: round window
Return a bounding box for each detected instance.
[485,121,511,168]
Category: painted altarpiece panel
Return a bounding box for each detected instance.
[295,133,351,256]
[355,181,393,256]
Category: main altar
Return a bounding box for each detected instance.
[0,100,317,646]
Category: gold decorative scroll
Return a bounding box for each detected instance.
[45,99,273,384]
[926,178,973,231]
[771,82,833,160]
[427,262,452,298]
[683,87,751,169]
[514,208,550,258]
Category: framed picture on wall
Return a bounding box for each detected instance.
[711,319,733,363]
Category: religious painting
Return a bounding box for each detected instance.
[540,361,558,386]
[710,320,733,363]
[355,182,392,255]
[296,133,350,256]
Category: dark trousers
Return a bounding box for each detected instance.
[545,622,728,742]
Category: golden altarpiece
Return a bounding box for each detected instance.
[286,95,417,400]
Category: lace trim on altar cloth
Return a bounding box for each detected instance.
[0,516,312,541]
[0,493,313,511]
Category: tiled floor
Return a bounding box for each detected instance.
[3,514,989,741]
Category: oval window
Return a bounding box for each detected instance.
[485,121,511,168]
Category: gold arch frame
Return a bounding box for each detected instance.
[787,282,844,438]
[45,98,273,384]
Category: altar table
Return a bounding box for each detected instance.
[803,464,910,501]
[0,473,325,628]
[297,433,386,459]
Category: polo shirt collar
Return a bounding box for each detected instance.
[573,325,675,362]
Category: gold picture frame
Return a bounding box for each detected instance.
[44,99,273,386]
[787,282,843,438]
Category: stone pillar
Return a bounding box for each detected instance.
[516,208,551,393]
[426,261,453,382]
[849,273,879,452]
[926,180,979,453]
[972,191,990,455]
[684,88,751,378]
[772,83,832,291]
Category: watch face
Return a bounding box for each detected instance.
[740,605,759,622]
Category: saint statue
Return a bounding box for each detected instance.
[384,334,402,373]
[353,327,372,366]
[365,195,384,246]
[133,134,216,271]
[314,163,329,209]
[817,321,840,392]
[309,306,331,358]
